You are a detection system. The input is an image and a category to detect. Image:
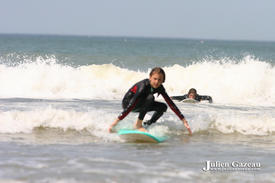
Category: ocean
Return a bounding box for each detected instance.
[0,34,275,183]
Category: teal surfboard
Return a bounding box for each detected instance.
[118,129,167,143]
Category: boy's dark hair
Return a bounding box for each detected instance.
[149,67,166,83]
[188,88,197,95]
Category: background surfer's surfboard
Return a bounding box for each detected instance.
[118,129,167,143]
[182,98,199,103]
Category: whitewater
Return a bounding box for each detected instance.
[1,55,275,105]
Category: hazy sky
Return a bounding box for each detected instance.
[1,0,275,41]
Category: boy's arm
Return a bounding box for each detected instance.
[161,88,192,135]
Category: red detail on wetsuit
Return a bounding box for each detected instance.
[130,85,137,93]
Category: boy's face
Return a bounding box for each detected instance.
[149,73,164,89]
[188,93,196,99]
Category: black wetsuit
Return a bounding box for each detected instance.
[171,94,213,103]
[118,79,184,125]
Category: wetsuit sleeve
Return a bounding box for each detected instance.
[198,95,213,103]
[170,95,188,101]
[117,82,145,120]
[161,88,185,120]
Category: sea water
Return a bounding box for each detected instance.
[0,34,275,183]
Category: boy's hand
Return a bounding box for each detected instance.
[182,118,192,136]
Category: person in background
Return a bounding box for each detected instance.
[171,88,213,103]
[108,67,192,135]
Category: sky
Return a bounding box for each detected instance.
[0,0,275,41]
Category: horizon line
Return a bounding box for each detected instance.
[0,32,275,43]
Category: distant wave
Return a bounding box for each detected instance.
[0,55,275,106]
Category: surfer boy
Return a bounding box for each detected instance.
[171,88,213,103]
[108,67,192,135]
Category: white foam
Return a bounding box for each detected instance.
[0,106,120,141]
[1,55,275,106]
[164,56,275,106]
[148,125,169,137]
[211,109,275,135]
[1,55,275,137]
[0,57,146,99]
[179,103,275,136]
[0,103,274,136]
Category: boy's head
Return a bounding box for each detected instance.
[149,67,165,88]
[188,88,197,99]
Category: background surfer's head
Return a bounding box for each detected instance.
[149,67,165,88]
[188,88,197,99]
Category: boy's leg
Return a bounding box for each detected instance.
[133,94,155,121]
[143,101,167,127]
[131,94,167,127]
